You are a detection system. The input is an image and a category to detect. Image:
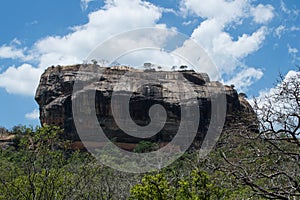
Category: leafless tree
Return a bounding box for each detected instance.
[204,68,300,199]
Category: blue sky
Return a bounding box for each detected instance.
[0,0,299,129]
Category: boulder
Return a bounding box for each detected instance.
[35,65,254,149]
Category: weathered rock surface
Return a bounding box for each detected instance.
[0,129,15,150]
[35,65,253,149]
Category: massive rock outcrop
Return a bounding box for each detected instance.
[35,64,253,149]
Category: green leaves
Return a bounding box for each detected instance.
[130,174,170,200]
[0,125,138,199]
[129,170,227,200]
[0,125,80,200]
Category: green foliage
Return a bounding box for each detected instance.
[0,125,139,199]
[1,125,81,199]
[178,170,227,200]
[3,74,299,200]
[0,125,253,199]
[130,173,170,200]
[133,141,158,153]
[129,169,228,200]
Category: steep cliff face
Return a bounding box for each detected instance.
[35,65,253,148]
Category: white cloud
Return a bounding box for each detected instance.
[0,45,26,60]
[190,18,267,75]
[274,25,286,38]
[0,39,33,61]
[116,49,188,70]
[290,26,300,31]
[0,0,273,96]
[0,0,167,96]
[287,44,299,63]
[255,70,299,101]
[225,68,264,92]
[182,20,193,26]
[274,25,300,39]
[180,0,270,89]
[287,44,298,54]
[251,4,274,24]
[33,0,164,68]
[214,26,267,59]
[280,0,299,16]
[0,64,43,96]
[80,0,94,11]
[25,109,39,120]
[182,19,197,26]
[181,0,249,24]
[280,0,289,14]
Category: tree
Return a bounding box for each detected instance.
[255,69,299,145]
[129,169,226,200]
[179,65,188,70]
[91,59,98,65]
[99,59,109,67]
[250,69,300,198]
[0,125,140,200]
[0,125,78,199]
[129,169,227,200]
[209,68,300,199]
[238,92,248,98]
[144,62,153,69]
[110,60,121,66]
[129,173,171,200]
[0,126,8,136]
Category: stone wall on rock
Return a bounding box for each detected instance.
[35,64,254,148]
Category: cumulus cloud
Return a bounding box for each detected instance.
[181,0,249,24]
[116,49,188,70]
[0,0,167,96]
[0,64,43,96]
[0,0,276,96]
[225,68,264,92]
[0,38,32,61]
[25,109,39,120]
[190,17,267,77]
[251,4,274,24]
[214,26,267,59]
[33,0,164,68]
[0,45,26,60]
[180,0,271,89]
